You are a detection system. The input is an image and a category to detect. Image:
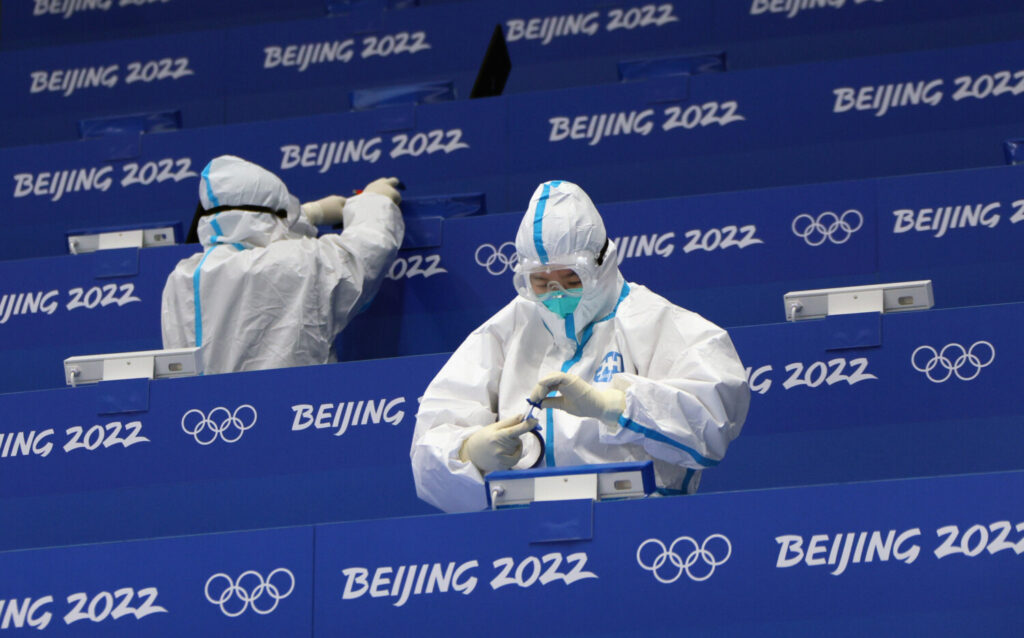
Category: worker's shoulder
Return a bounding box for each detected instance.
[468,297,533,337]
[619,282,682,315]
[168,249,204,276]
[618,282,717,329]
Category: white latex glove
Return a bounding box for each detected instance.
[362,177,402,205]
[301,195,347,225]
[459,414,538,473]
[529,372,626,426]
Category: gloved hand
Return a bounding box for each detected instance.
[362,177,402,205]
[459,414,538,473]
[301,195,347,226]
[529,372,626,425]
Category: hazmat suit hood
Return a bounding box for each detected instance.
[514,180,623,339]
[192,155,317,248]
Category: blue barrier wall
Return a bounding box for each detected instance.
[3,38,1023,259]
[9,0,1024,55]
[0,4,493,147]
[502,0,1024,91]
[6,0,1024,140]
[313,470,1024,637]
[3,302,1022,551]
[0,0,326,49]
[706,301,1024,492]
[0,244,196,394]
[503,38,1024,206]
[0,525,315,636]
[1,470,1022,635]
[0,97,508,260]
[0,3,1020,632]
[337,176,879,360]
[0,354,442,551]
[340,163,1024,359]
[1,164,1021,393]
[0,29,226,146]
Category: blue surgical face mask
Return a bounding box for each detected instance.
[539,291,582,318]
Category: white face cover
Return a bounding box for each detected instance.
[196,155,316,247]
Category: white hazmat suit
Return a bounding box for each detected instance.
[161,155,404,374]
[411,180,749,513]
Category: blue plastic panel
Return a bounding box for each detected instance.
[712,0,1024,55]
[0,244,195,394]
[0,29,226,146]
[875,163,1024,310]
[1,164,1022,394]
[6,36,1022,259]
[9,34,1024,260]
[3,301,1024,551]
[218,5,493,123]
[0,3,495,145]
[3,470,1022,635]
[314,470,1024,637]
[0,0,326,49]
[339,164,1024,360]
[8,0,1023,60]
[702,301,1024,493]
[0,353,442,550]
[0,38,1018,262]
[504,39,1024,205]
[6,1,1024,145]
[0,97,509,261]
[0,526,314,636]
[502,0,1024,90]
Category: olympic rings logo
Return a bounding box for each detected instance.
[204,568,295,617]
[791,210,863,246]
[911,341,995,383]
[474,242,518,276]
[636,534,732,583]
[181,405,257,445]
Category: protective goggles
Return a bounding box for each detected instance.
[187,202,290,243]
[513,253,598,302]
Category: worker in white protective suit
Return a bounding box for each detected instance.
[161,155,404,374]
[411,180,749,513]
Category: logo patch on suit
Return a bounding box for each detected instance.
[594,351,624,383]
